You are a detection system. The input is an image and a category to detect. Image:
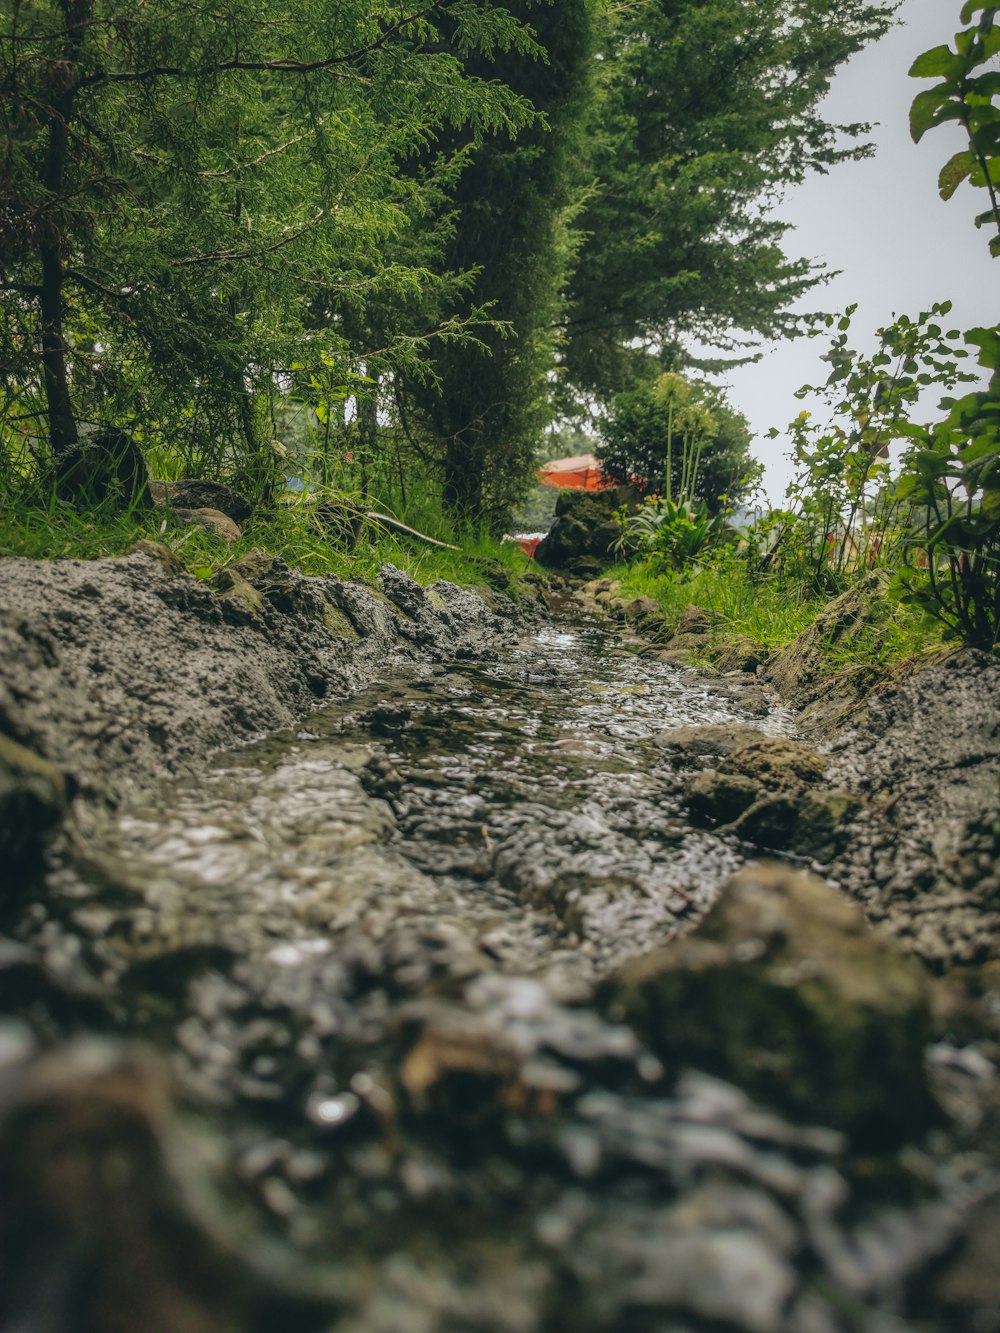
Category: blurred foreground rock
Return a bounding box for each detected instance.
[0,1039,334,1333]
[0,734,67,889]
[600,864,938,1143]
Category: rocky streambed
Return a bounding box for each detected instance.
[0,552,999,1333]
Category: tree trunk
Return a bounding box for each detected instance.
[39,0,91,477]
[443,430,484,524]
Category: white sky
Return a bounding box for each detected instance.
[721,0,998,503]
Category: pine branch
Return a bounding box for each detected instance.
[80,1,456,88]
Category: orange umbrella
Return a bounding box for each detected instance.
[536,453,614,491]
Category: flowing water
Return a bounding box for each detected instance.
[5,621,985,1332]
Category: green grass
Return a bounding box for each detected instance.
[0,492,545,597]
[608,558,944,668]
[609,560,823,649]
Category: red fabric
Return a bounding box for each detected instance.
[536,454,614,492]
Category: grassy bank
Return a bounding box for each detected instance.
[607,559,947,670]
[0,495,543,597]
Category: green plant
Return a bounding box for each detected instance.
[765,304,976,592]
[909,2,1000,255]
[598,370,758,511]
[615,494,728,575]
[892,329,1000,648]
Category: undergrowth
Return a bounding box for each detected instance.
[0,493,541,594]
[608,559,944,668]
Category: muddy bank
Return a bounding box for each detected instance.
[0,547,537,806]
[569,577,1000,968]
[2,612,997,1333]
[1,559,998,1332]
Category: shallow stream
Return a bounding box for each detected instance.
[5,619,988,1332]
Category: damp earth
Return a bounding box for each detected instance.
[1,612,998,1333]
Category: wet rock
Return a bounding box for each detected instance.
[535,489,634,574]
[599,864,937,1142]
[930,1193,1000,1329]
[720,736,827,790]
[0,552,512,803]
[175,506,242,542]
[822,649,1000,966]
[150,479,253,523]
[682,737,855,856]
[575,1209,797,1333]
[0,1041,335,1333]
[686,769,760,825]
[764,572,889,712]
[654,722,765,759]
[0,733,67,884]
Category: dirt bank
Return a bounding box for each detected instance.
[0,547,537,805]
[567,577,1000,970]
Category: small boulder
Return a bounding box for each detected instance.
[683,736,859,857]
[535,488,635,573]
[672,604,721,638]
[599,864,937,1143]
[174,507,242,543]
[208,567,265,621]
[149,479,252,523]
[719,736,826,790]
[654,723,764,759]
[686,770,760,825]
[0,1041,335,1332]
[622,596,660,619]
[127,541,185,576]
[710,635,768,674]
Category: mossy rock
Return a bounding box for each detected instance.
[764,572,888,708]
[686,771,760,825]
[719,737,826,791]
[599,864,937,1145]
[208,568,266,622]
[0,735,68,885]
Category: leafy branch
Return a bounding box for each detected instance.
[909,2,1000,253]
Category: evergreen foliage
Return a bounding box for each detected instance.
[562,0,898,399]
[0,0,537,497]
[403,0,603,528]
[0,0,902,529]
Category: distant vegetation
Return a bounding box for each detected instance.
[1,0,995,650]
[1,0,892,528]
[611,2,1000,654]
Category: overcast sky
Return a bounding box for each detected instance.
[721,0,997,503]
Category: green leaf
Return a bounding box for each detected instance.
[909,45,964,80]
[961,2,998,23]
[939,149,977,199]
[967,327,1000,367]
[894,421,932,441]
[961,435,1000,460]
[972,124,1000,157]
[983,488,1000,517]
[909,87,958,142]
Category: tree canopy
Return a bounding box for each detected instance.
[0,0,901,522]
[562,0,899,399]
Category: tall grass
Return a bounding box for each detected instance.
[609,558,943,666]
[0,486,541,593]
